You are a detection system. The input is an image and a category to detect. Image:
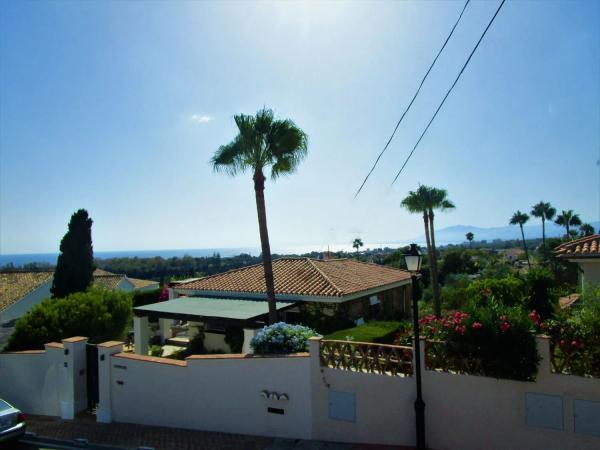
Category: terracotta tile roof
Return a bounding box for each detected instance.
[94,269,157,291]
[93,268,115,276]
[175,258,411,298]
[0,272,53,313]
[559,293,581,309]
[555,235,600,258]
[128,278,159,289]
[93,274,126,290]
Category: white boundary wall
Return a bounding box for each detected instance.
[101,352,312,439]
[2,335,599,450]
[307,337,600,450]
[0,337,88,418]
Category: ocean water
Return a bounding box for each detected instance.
[0,242,410,267]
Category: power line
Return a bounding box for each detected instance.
[391,0,506,186]
[354,0,471,199]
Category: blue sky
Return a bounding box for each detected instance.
[1,0,598,254]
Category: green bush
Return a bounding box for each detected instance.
[224,326,244,353]
[440,274,472,310]
[420,300,539,380]
[251,322,318,354]
[149,345,163,357]
[325,321,408,344]
[542,289,600,377]
[466,275,526,307]
[5,288,132,351]
[524,267,558,319]
[297,303,354,335]
[132,288,162,308]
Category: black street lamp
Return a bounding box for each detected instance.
[405,243,426,450]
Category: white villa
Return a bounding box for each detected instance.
[555,234,600,291]
[133,257,413,354]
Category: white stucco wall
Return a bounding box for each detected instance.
[0,280,52,324]
[0,337,89,419]
[0,350,59,416]
[108,353,312,439]
[579,260,600,290]
[308,337,600,449]
[203,332,231,353]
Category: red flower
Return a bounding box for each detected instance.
[500,322,511,332]
[560,339,567,348]
[455,325,466,335]
[472,322,482,330]
[528,310,541,325]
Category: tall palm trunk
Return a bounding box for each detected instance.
[420,211,439,317]
[541,217,546,249]
[565,223,570,238]
[519,224,531,268]
[428,208,441,317]
[253,170,277,324]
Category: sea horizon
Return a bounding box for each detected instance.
[0,241,424,267]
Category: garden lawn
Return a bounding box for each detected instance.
[324,321,404,344]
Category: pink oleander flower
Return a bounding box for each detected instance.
[455,325,466,335]
[472,322,482,330]
[528,310,541,325]
[500,322,511,332]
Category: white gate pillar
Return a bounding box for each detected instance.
[133,315,149,355]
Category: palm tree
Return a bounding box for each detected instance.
[212,108,308,324]
[530,201,556,249]
[352,238,364,259]
[579,223,595,237]
[555,210,582,239]
[509,211,531,268]
[401,185,455,317]
[465,232,474,248]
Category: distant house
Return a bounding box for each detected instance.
[1,269,158,325]
[93,269,159,293]
[500,248,525,263]
[133,258,412,354]
[0,272,53,325]
[555,234,600,291]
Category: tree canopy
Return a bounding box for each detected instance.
[51,209,94,298]
[5,288,132,351]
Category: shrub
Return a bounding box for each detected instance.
[465,275,526,307]
[420,300,539,380]
[251,322,318,354]
[5,288,132,351]
[188,326,205,354]
[149,345,163,357]
[524,267,558,319]
[132,288,163,308]
[325,321,408,344]
[541,290,600,377]
[297,303,354,335]
[224,326,244,353]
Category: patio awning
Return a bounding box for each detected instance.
[134,297,296,322]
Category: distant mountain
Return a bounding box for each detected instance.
[412,221,600,245]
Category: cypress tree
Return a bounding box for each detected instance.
[51,209,95,298]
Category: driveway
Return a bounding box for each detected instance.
[21,415,412,450]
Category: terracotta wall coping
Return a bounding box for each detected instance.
[186,352,310,361]
[111,351,310,367]
[97,341,125,348]
[113,352,187,367]
[1,350,46,355]
[45,342,64,349]
[62,336,88,343]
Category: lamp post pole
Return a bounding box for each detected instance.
[411,275,426,450]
